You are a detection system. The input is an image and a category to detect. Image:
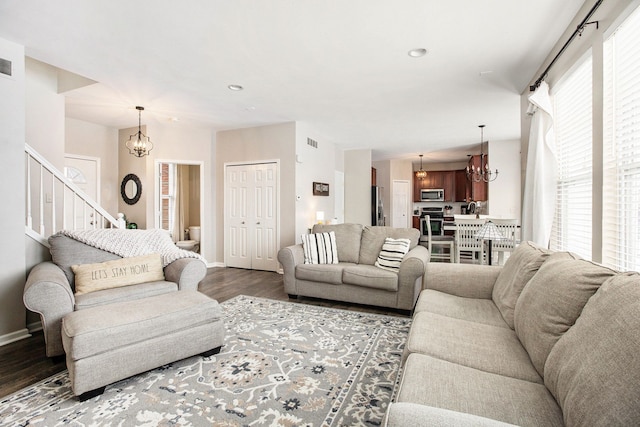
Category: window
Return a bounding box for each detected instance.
[602,5,640,271]
[159,163,176,234]
[549,55,593,259]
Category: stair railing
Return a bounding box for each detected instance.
[25,144,121,246]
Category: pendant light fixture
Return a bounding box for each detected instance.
[125,106,154,158]
[466,125,498,183]
[415,154,427,180]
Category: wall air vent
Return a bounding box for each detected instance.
[0,58,12,77]
[307,137,318,148]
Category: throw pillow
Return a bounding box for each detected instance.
[72,253,165,295]
[375,237,411,272]
[301,231,339,264]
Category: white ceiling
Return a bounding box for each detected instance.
[0,0,585,162]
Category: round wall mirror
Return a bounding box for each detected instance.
[121,173,142,205]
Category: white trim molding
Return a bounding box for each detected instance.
[0,328,31,347]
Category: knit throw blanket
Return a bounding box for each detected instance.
[58,229,204,267]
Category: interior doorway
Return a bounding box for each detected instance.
[224,161,279,272]
[155,160,204,254]
[392,180,410,228]
[64,154,100,229]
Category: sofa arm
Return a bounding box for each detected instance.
[164,258,207,291]
[384,403,517,427]
[425,262,502,299]
[396,245,429,309]
[277,244,305,296]
[23,262,75,357]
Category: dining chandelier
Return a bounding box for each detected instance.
[125,106,154,158]
[466,125,498,183]
[415,154,427,180]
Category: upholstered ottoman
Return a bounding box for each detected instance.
[62,291,224,400]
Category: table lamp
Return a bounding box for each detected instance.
[475,221,505,265]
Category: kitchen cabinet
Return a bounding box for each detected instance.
[455,170,469,202]
[466,155,488,201]
[412,216,420,230]
[413,170,455,202]
[453,157,488,202]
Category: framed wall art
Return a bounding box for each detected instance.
[313,182,329,196]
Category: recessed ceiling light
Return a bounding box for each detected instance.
[408,48,428,58]
[228,84,244,91]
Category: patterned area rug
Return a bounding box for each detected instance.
[1,296,411,426]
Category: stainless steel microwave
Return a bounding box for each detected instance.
[420,188,445,202]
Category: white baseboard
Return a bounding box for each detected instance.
[27,321,43,333]
[207,261,226,268]
[0,328,31,347]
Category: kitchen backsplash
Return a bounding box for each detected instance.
[413,201,480,216]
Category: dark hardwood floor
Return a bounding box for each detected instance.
[0,267,408,399]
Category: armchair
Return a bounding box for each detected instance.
[24,234,207,357]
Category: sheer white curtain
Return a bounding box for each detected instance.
[522,81,557,247]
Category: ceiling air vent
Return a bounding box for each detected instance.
[307,137,318,148]
[0,58,12,77]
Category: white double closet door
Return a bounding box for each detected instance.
[225,162,279,271]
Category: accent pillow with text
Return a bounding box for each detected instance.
[71,253,165,295]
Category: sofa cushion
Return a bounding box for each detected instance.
[514,252,617,377]
[301,231,339,264]
[545,273,640,427]
[342,265,398,291]
[385,403,518,427]
[295,263,349,285]
[375,237,411,272]
[404,311,542,383]
[312,223,363,263]
[397,353,563,426]
[49,234,121,288]
[359,226,419,265]
[415,289,509,329]
[71,253,165,295]
[492,241,550,329]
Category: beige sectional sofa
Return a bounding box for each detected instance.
[387,241,640,426]
[277,223,429,312]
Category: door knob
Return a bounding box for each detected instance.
[241,221,245,224]
[256,221,261,225]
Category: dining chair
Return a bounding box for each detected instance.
[454,218,487,264]
[423,215,455,262]
[489,218,519,265]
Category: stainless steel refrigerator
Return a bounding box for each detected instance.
[372,186,385,226]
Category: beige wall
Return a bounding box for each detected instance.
[216,122,296,264]
[65,118,119,216]
[25,58,65,170]
[0,38,28,345]
[118,126,149,228]
[344,149,372,225]
[118,123,214,261]
[295,123,339,241]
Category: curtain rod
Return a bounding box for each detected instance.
[529,0,604,91]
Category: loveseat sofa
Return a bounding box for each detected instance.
[277,224,429,312]
[24,232,207,358]
[385,241,640,426]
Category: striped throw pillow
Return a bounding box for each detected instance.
[301,231,339,264]
[375,237,411,272]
